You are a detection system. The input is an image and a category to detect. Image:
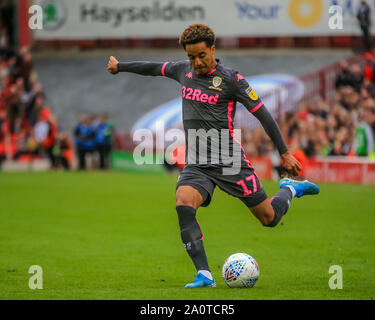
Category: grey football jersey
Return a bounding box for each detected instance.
[118,59,287,167]
[162,59,264,167]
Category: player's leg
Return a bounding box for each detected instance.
[248,198,274,226]
[249,188,293,227]
[212,163,319,227]
[176,185,203,210]
[175,166,216,288]
[176,185,216,288]
[250,178,320,227]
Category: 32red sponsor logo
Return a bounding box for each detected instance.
[182,86,219,105]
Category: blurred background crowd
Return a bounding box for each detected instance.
[0,43,73,169]
[1,0,375,173]
[242,56,375,163]
[2,35,374,171]
[0,8,114,170]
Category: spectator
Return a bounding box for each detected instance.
[349,64,364,92]
[82,115,98,167]
[363,52,375,82]
[362,77,375,98]
[357,1,372,52]
[5,83,20,133]
[354,111,374,156]
[34,116,49,146]
[0,27,8,50]
[26,82,44,126]
[95,113,114,169]
[0,9,65,169]
[12,129,37,160]
[74,113,88,170]
[338,86,360,110]
[43,114,58,168]
[335,60,354,89]
[54,132,73,170]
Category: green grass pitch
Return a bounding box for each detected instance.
[0,171,374,300]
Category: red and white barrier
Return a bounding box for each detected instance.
[305,157,375,185]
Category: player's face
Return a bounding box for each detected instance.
[185,42,216,75]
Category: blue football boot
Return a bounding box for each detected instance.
[185,273,216,288]
[280,177,320,198]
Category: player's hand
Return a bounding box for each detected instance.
[280,151,302,176]
[107,56,119,74]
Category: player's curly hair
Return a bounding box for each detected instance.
[179,24,216,49]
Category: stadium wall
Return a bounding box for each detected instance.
[248,156,375,185]
[305,157,375,185]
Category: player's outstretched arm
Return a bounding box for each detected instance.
[107,55,166,77]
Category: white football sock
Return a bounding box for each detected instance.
[198,270,213,280]
[285,185,296,198]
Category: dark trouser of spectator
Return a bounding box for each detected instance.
[361,26,372,51]
[78,147,86,170]
[0,154,5,167]
[45,146,57,168]
[9,104,20,134]
[55,155,69,170]
[61,157,69,170]
[97,144,111,169]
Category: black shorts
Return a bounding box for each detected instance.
[176,164,268,208]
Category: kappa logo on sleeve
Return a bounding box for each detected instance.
[246,87,258,100]
[237,74,245,82]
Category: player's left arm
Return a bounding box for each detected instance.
[107,56,186,82]
[232,75,301,176]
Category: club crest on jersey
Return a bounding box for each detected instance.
[246,87,258,100]
[212,76,222,87]
[209,76,223,91]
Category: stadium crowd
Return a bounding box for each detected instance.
[0,11,76,170]
[0,45,75,169]
[242,54,375,163]
[0,15,114,170]
[1,0,373,173]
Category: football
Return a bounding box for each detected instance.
[222,253,260,288]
